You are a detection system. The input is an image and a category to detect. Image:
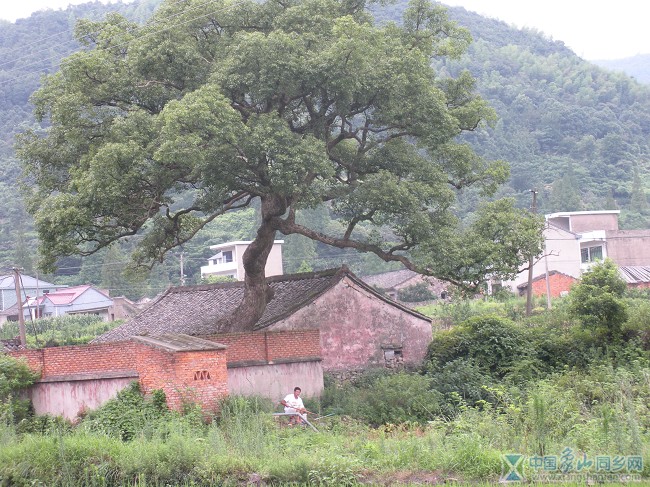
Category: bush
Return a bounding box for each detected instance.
[81,382,169,440]
[323,371,442,426]
[397,282,436,302]
[426,315,528,378]
[0,355,38,424]
[568,259,628,340]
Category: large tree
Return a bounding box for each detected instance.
[17,0,542,330]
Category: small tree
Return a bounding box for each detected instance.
[568,259,628,340]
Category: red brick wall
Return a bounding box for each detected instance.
[10,341,229,414]
[530,273,577,298]
[206,330,321,364]
[10,342,137,377]
[135,346,228,412]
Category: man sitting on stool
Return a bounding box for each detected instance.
[280,386,310,425]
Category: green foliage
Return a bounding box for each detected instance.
[426,315,528,377]
[16,0,541,303]
[81,382,169,441]
[0,314,119,347]
[200,275,237,284]
[322,371,442,425]
[397,282,436,302]
[568,259,628,339]
[0,355,37,424]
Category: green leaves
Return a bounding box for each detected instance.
[18,0,542,294]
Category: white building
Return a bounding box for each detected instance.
[502,210,650,295]
[200,240,284,281]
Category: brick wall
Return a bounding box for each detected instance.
[10,340,229,415]
[135,346,228,413]
[530,273,577,298]
[206,330,321,364]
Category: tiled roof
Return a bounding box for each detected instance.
[619,266,650,284]
[94,266,430,343]
[362,269,419,289]
[132,334,228,352]
[94,268,345,342]
[0,337,22,352]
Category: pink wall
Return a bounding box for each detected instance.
[569,213,619,232]
[606,230,650,266]
[29,376,137,420]
[269,276,432,371]
[228,360,323,399]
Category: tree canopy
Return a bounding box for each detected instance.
[17,0,542,329]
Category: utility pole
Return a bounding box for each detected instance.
[525,189,538,316]
[180,252,186,286]
[543,228,552,310]
[12,267,27,346]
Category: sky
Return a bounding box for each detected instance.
[1,0,649,60]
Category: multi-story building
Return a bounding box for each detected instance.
[504,210,650,296]
[200,240,284,281]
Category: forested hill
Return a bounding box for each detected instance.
[0,0,649,294]
[442,5,650,226]
[593,54,650,85]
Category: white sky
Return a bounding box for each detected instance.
[1,0,648,60]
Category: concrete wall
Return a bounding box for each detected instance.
[228,360,323,399]
[569,213,619,232]
[29,375,137,420]
[606,230,650,267]
[504,225,582,290]
[268,277,432,371]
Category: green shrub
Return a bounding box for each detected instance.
[0,355,38,424]
[397,282,436,302]
[81,382,169,440]
[430,358,495,415]
[426,315,528,378]
[344,372,442,426]
[568,259,628,340]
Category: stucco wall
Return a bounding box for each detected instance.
[29,375,137,420]
[504,225,582,290]
[228,360,323,399]
[268,277,432,371]
[606,230,650,266]
[569,213,619,232]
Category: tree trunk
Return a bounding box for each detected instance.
[218,195,287,332]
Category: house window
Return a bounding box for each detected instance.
[383,347,403,369]
[581,245,603,263]
[193,370,211,380]
[222,250,233,263]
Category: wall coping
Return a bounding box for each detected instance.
[227,356,322,369]
[37,370,139,383]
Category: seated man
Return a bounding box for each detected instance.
[280,386,310,425]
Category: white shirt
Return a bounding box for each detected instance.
[283,393,304,412]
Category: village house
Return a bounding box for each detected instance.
[30,285,114,321]
[7,267,433,419]
[0,274,66,326]
[504,210,650,297]
[200,240,284,281]
[362,268,448,302]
